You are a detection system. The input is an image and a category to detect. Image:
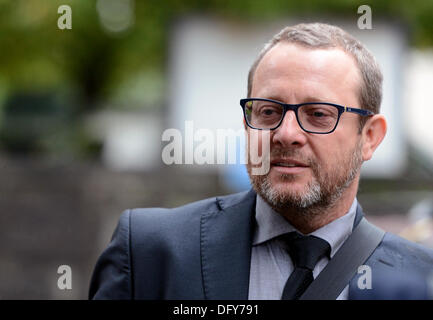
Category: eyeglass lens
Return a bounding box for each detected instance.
[244,100,339,133]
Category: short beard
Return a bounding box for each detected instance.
[247,139,363,220]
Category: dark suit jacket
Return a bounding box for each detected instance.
[89,189,433,299]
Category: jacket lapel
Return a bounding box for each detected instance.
[348,203,394,299]
[200,189,256,299]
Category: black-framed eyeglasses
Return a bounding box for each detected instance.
[240,98,374,134]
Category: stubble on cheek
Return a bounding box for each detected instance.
[246,138,363,212]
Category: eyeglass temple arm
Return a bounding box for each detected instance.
[344,106,374,116]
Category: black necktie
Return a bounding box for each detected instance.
[281,232,331,300]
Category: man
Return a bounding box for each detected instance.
[89,23,433,300]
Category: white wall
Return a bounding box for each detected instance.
[405,50,433,161]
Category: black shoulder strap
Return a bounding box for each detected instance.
[300,218,385,300]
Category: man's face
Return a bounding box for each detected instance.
[246,43,365,212]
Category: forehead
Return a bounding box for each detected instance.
[252,43,362,104]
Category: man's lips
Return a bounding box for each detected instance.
[270,158,308,167]
[270,158,309,174]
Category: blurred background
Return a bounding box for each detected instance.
[0,0,432,299]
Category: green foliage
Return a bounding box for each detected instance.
[0,0,432,103]
[0,0,431,156]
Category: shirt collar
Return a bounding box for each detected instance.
[253,194,357,258]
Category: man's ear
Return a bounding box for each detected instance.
[243,118,247,130]
[361,114,387,161]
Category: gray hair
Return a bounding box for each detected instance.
[247,23,383,129]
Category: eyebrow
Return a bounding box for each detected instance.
[260,95,335,104]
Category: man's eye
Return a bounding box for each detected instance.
[307,109,331,118]
[262,109,274,115]
[313,111,326,117]
[258,106,281,116]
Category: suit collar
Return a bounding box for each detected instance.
[200,189,256,299]
[353,202,364,228]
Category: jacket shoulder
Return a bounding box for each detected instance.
[351,231,433,299]
[89,189,256,299]
[126,189,254,299]
[371,231,433,273]
[128,189,254,225]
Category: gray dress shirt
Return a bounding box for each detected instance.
[248,195,357,300]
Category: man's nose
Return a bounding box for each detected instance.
[272,110,308,147]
